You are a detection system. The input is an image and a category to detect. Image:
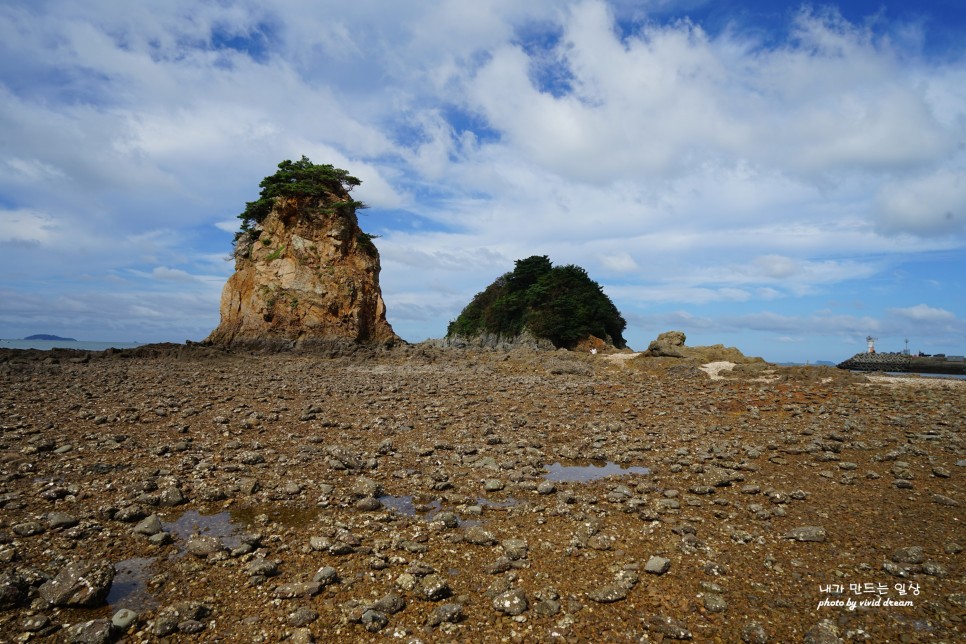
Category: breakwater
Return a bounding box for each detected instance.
[837,352,966,375]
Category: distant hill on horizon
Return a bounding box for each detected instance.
[24,334,77,341]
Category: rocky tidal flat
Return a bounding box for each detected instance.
[0,346,963,642]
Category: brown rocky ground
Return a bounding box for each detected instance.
[0,345,963,643]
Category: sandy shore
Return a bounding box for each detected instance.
[0,346,962,642]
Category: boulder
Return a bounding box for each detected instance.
[38,560,115,607]
[207,186,398,350]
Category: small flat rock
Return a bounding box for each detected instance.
[64,618,114,643]
[587,583,629,603]
[246,558,279,577]
[922,561,947,577]
[891,546,925,564]
[784,526,827,542]
[178,619,206,633]
[371,592,406,614]
[645,556,672,575]
[803,618,843,644]
[428,602,464,626]
[483,479,504,491]
[464,526,497,546]
[185,535,225,558]
[741,620,768,644]
[352,477,383,498]
[361,609,388,632]
[12,522,44,537]
[502,538,528,560]
[492,588,529,616]
[133,514,163,536]
[287,606,319,627]
[20,614,50,632]
[46,512,79,530]
[433,511,460,529]
[38,559,115,607]
[537,481,556,495]
[274,582,323,599]
[647,615,692,640]
[158,486,185,506]
[703,593,728,612]
[418,574,451,601]
[354,497,382,511]
[112,608,138,630]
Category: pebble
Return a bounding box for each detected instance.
[418,574,451,601]
[111,608,138,630]
[45,512,78,530]
[372,592,406,614]
[645,556,671,575]
[502,538,528,560]
[803,618,842,644]
[492,588,529,616]
[703,592,728,612]
[186,535,225,558]
[287,606,319,627]
[274,582,323,598]
[891,546,924,564]
[464,526,497,546]
[64,618,114,643]
[537,481,556,495]
[646,614,692,640]
[784,526,827,542]
[741,620,768,643]
[20,614,50,632]
[246,558,279,578]
[38,559,115,607]
[133,514,163,536]
[361,609,389,632]
[587,583,630,603]
[428,602,464,626]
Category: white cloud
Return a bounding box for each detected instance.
[875,169,966,236]
[151,266,200,283]
[0,209,56,246]
[599,252,638,273]
[889,304,956,322]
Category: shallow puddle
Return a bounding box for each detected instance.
[544,461,650,482]
[378,495,487,527]
[476,497,518,508]
[231,505,320,529]
[163,510,245,549]
[378,494,441,517]
[107,557,158,611]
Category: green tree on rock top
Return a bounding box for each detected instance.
[236,156,366,241]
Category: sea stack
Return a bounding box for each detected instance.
[206,158,398,350]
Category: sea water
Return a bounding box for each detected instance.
[0,339,143,351]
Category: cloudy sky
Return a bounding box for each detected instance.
[1,0,964,362]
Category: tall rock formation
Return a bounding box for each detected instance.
[207,160,398,350]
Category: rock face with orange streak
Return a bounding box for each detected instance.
[206,195,398,350]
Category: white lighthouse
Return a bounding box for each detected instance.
[866,336,877,354]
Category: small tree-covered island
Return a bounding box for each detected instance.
[446,255,627,350]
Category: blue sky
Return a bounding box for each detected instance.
[1,0,964,362]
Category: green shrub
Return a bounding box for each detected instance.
[447,255,626,349]
[235,156,367,241]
